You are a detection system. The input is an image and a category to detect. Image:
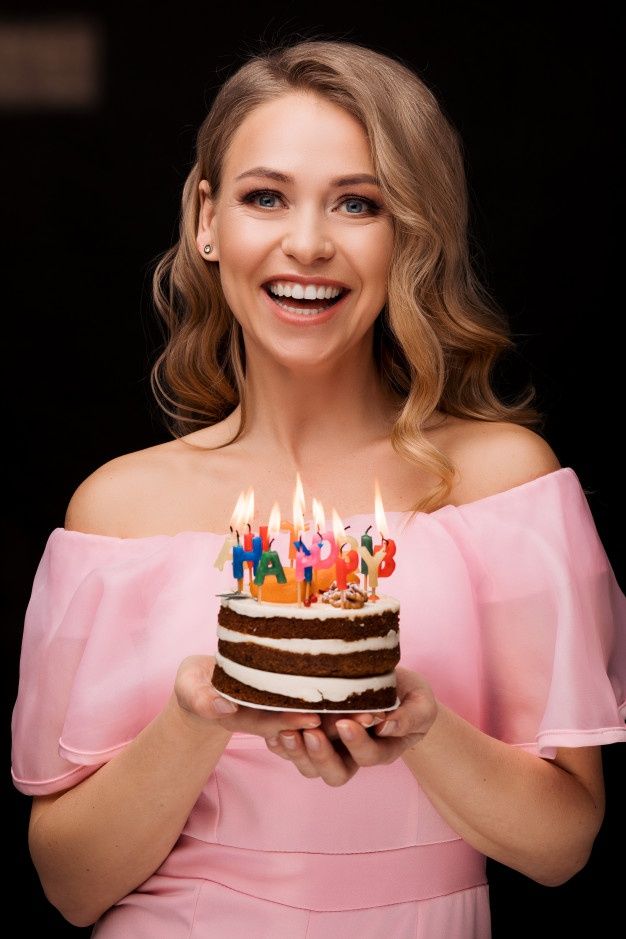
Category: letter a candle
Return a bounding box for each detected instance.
[254,503,286,603]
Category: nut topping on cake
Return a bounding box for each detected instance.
[320,582,368,609]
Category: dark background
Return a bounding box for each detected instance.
[2,3,623,936]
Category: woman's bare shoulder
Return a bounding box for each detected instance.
[63,417,241,539]
[64,440,183,537]
[442,417,562,506]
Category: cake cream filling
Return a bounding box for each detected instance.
[217,625,399,654]
[215,651,396,702]
[221,595,400,619]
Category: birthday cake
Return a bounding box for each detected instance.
[212,583,400,711]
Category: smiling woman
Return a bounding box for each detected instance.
[11,36,626,939]
[150,41,541,516]
[195,92,393,354]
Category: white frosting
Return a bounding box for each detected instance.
[215,652,396,702]
[222,594,399,620]
[217,625,399,654]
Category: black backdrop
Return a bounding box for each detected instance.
[3,3,623,936]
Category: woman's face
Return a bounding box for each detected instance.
[197,91,394,369]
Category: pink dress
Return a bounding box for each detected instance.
[11,467,626,938]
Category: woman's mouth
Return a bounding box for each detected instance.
[261,284,350,325]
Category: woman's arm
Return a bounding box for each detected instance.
[398,703,605,886]
[267,667,605,886]
[29,657,321,927]
[29,686,231,927]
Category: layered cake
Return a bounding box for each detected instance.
[212,583,400,711]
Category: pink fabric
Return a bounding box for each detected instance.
[10,467,626,936]
[92,881,492,939]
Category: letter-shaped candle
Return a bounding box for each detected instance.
[374,478,396,578]
[359,543,386,591]
[215,490,247,572]
[331,508,360,590]
[360,526,373,575]
[254,549,287,586]
[232,537,263,580]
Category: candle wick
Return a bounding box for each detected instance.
[229,525,233,533]
[341,542,347,553]
[247,522,251,532]
[365,525,372,534]
[345,524,351,530]
[317,530,322,540]
[236,530,240,544]
[269,538,274,549]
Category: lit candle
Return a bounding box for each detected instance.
[254,503,286,603]
[308,497,339,589]
[331,509,360,601]
[228,492,251,592]
[281,472,306,567]
[373,478,397,579]
[359,542,386,596]
[292,484,311,605]
[308,537,338,590]
[360,524,373,590]
[258,524,270,551]
[232,534,262,586]
[242,488,257,585]
[214,491,246,571]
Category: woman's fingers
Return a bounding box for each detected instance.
[267,729,358,785]
[335,719,404,765]
[214,703,321,737]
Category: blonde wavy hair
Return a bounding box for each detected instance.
[151,38,541,513]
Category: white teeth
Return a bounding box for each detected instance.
[267,281,343,300]
[271,298,327,316]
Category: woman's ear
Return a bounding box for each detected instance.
[197,179,219,261]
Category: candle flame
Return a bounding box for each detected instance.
[374,478,389,539]
[244,486,255,525]
[331,507,347,547]
[311,496,326,532]
[295,472,305,513]
[293,490,305,533]
[268,501,281,537]
[230,491,248,531]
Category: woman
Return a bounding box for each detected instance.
[11,38,626,938]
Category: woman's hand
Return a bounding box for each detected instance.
[264,667,438,786]
[174,655,322,738]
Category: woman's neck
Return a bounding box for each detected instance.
[236,347,399,464]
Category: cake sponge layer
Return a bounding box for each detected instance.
[218,602,399,641]
[212,662,397,711]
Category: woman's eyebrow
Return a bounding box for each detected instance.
[234,166,381,187]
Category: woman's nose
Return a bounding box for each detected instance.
[281,210,334,264]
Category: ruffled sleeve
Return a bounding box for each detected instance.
[11,527,231,795]
[433,468,626,757]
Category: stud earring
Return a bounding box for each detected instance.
[203,244,213,255]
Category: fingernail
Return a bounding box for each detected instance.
[267,736,279,747]
[358,715,384,727]
[213,697,238,714]
[303,731,320,751]
[281,734,298,750]
[336,721,355,741]
[301,717,321,729]
[377,720,397,736]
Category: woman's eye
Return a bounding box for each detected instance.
[242,189,282,209]
[340,196,380,215]
[343,196,374,215]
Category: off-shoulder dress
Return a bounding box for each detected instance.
[11,468,626,938]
